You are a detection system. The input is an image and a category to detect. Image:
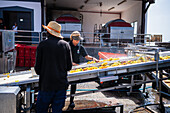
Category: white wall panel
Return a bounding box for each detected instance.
[0,1,41,32]
[122,2,142,34]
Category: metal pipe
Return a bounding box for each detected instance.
[143,74,147,93]
[99,33,102,48]
[159,91,170,97]
[141,0,146,43]
[26,85,31,113]
[155,49,159,89]
[79,11,121,15]
[38,32,41,42]
[159,70,165,113]
[31,90,35,104]
[130,75,134,93]
[128,103,160,113]
[69,77,169,97]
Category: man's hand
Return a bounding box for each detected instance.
[85,55,99,63]
[92,57,99,63]
[72,62,79,66]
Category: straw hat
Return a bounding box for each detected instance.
[70,31,83,40]
[42,21,63,38]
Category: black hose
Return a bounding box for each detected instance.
[159,91,170,97]
[128,103,159,113]
[21,104,32,113]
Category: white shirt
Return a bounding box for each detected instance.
[12,26,18,30]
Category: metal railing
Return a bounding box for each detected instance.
[80,32,153,48]
[1,29,157,47]
[133,34,152,46]
[0,29,41,44]
[14,30,41,44]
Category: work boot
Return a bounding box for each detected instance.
[67,102,75,111]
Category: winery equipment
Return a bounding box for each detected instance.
[0,86,20,113]
[56,14,82,40]
[0,51,170,86]
[0,47,169,113]
[94,19,134,45]
[0,30,16,74]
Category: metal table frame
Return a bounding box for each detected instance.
[0,48,170,113]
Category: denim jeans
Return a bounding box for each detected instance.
[36,90,66,113]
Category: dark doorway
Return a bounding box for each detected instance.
[3,11,32,44]
[3,11,31,30]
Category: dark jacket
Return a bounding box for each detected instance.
[69,41,88,64]
[35,36,72,91]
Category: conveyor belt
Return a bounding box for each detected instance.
[0,59,170,86]
[68,59,170,82]
[72,57,137,70]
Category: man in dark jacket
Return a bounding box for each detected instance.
[35,21,72,113]
[68,31,98,110]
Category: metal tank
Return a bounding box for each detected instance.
[56,14,82,41]
[99,19,134,44]
[0,30,16,74]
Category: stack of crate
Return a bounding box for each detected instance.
[16,44,37,67]
[151,35,162,42]
[30,46,36,67]
[16,44,25,67]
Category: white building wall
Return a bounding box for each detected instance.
[147,0,170,42]
[81,12,120,33]
[51,3,142,42]
[52,10,120,42]
[121,2,142,34]
[51,11,120,33]
[0,1,41,32]
[81,12,120,42]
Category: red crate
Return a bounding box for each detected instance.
[16,45,25,57]
[30,46,37,57]
[25,46,31,57]
[15,44,26,47]
[18,57,24,67]
[98,52,127,60]
[16,57,19,67]
[15,46,19,56]
[30,58,36,67]
[25,57,30,67]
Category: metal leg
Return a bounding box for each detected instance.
[143,74,146,93]
[70,84,76,104]
[155,49,159,90]
[120,104,124,113]
[130,75,134,94]
[26,85,31,113]
[159,70,165,113]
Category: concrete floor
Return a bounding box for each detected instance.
[15,67,170,112]
[64,82,170,113]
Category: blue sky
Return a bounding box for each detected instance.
[147,0,170,42]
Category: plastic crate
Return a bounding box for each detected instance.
[16,46,25,57]
[30,46,37,57]
[25,46,31,57]
[98,52,127,60]
[25,57,30,67]
[18,57,24,67]
[30,58,36,67]
[16,57,19,67]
